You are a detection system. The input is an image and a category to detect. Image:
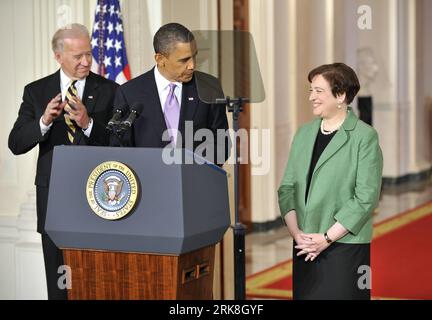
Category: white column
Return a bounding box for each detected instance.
[0,216,19,299]
[274,0,298,200]
[407,0,417,173]
[15,191,46,300]
[218,0,234,300]
[355,0,396,177]
[325,0,335,62]
[418,0,432,169]
[121,0,162,77]
[249,0,277,223]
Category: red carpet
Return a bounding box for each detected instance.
[246,201,432,299]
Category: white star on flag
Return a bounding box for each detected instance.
[114,39,122,52]
[107,22,114,34]
[115,23,123,34]
[105,38,114,51]
[115,56,122,68]
[91,37,98,49]
[103,56,112,67]
[109,5,116,16]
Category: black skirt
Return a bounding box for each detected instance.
[292,242,371,300]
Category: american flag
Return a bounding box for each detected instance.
[91,0,131,84]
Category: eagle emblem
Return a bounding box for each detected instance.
[103,175,124,206]
[86,161,139,220]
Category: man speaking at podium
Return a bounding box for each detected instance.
[112,23,230,165]
[8,23,118,299]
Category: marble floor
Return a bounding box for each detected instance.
[245,178,432,277]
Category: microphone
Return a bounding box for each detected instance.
[120,103,144,129]
[107,105,127,130]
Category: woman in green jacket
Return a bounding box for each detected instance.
[278,63,383,300]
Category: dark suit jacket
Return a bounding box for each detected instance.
[8,70,118,233]
[112,68,230,164]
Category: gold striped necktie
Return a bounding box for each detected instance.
[65,80,78,144]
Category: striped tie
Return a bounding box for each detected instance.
[65,81,78,144]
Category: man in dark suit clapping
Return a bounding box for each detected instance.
[8,23,118,299]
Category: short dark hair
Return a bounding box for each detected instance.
[153,23,195,55]
[308,63,360,104]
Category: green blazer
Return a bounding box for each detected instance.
[278,110,383,244]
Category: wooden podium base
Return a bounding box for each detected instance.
[63,245,215,300]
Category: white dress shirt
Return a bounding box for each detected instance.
[154,66,182,112]
[40,69,93,137]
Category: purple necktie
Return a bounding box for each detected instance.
[164,83,180,144]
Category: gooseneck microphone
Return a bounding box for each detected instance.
[106,105,127,130]
[120,103,144,129]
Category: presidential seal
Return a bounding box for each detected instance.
[86,161,139,220]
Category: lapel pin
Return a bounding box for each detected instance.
[188,97,194,101]
[88,96,94,99]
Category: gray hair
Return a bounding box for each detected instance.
[51,23,90,53]
[153,23,195,55]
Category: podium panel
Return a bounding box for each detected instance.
[64,246,215,300]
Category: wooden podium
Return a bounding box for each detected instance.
[63,246,215,300]
[45,146,230,300]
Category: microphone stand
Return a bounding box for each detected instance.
[106,109,127,147]
[217,96,249,300]
[106,124,127,147]
[107,107,142,147]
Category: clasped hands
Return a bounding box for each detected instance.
[42,93,90,129]
[294,232,331,262]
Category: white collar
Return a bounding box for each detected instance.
[154,66,182,91]
[60,69,86,90]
